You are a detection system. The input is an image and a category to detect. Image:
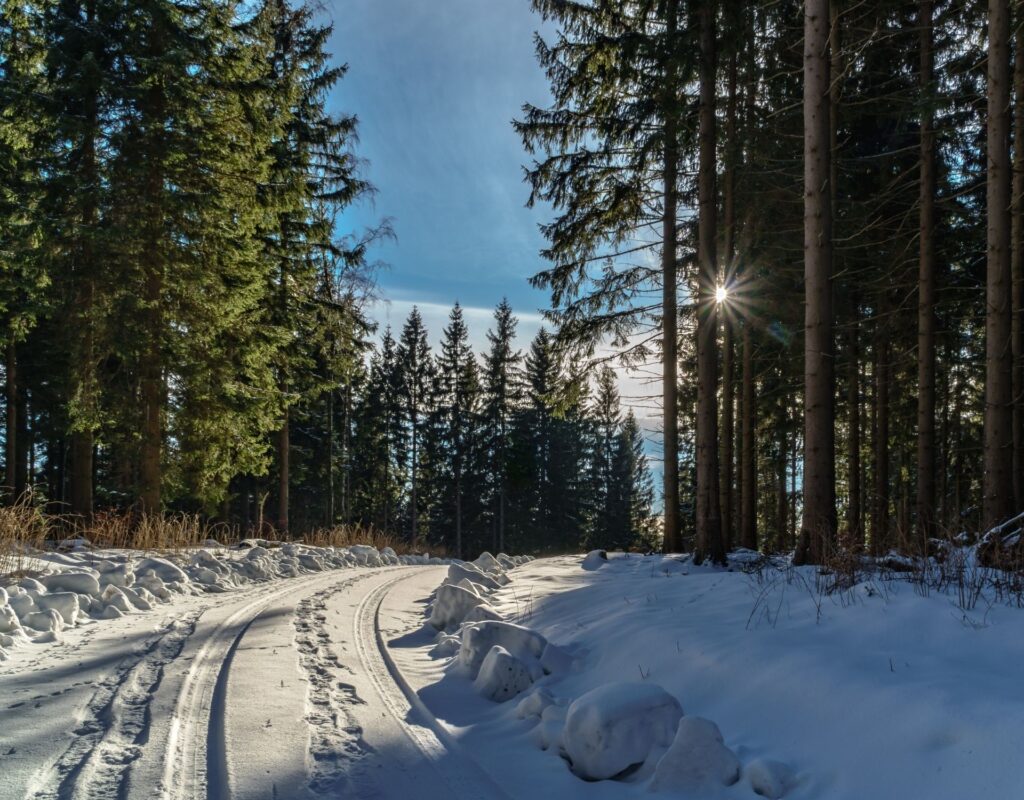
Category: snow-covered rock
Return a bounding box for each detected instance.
[39,571,101,596]
[463,603,503,624]
[447,562,502,592]
[582,549,608,571]
[457,620,547,679]
[516,687,556,720]
[473,645,534,702]
[429,582,485,630]
[649,716,740,793]
[562,682,683,780]
[745,758,795,799]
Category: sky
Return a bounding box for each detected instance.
[325,0,665,483]
[327,0,553,344]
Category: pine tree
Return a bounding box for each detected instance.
[612,411,657,550]
[588,366,621,548]
[397,307,434,544]
[431,303,483,558]
[516,0,696,553]
[0,0,48,502]
[481,299,522,553]
[351,328,404,532]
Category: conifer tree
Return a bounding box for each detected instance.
[481,299,522,553]
[431,303,483,558]
[397,307,434,544]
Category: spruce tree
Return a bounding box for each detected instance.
[481,299,522,553]
[397,307,434,544]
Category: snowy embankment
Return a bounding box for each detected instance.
[415,550,1024,800]
[0,539,443,662]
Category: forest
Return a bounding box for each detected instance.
[0,0,1022,565]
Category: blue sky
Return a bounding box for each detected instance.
[327,0,554,344]
[325,1,665,493]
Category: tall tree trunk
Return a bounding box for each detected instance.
[5,341,16,503]
[277,409,289,532]
[917,0,937,544]
[694,0,724,565]
[69,0,99,520]
[984,0,1014,530]
[327,387,335,526]
[138,28,166,516]
[411,412,419,545]
[872,334,890,555]
[740,323,756,549]
[776,397,788,550]
[720,46,738,550]
[796,0,837,564]
[846,319,862,547]
[1012,10,1024,511]
[661,0,681,554]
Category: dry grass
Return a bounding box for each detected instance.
[0,498,421,577]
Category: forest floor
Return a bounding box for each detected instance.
[2,546,1023,799]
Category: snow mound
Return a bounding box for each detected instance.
[581,550,608,571]
[474,645,534,702]
[447,562,503,592]
[463,603,503,624]
[429,582,485,630]
[649,716,740,793]
[745,758,795,799]
[457,620,547,679]
[562,682,683,780]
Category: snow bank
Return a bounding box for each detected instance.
[429,582,486,630]
[581,549,608,571]
[0,541,490,661]
[458,620,547,679]
[473,645,535,702]
[562,682,683,780]
[649,716,740,793]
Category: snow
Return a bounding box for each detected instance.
[429,581,486,629]
[457,620,547,679]
[9,540,1024,799]
[0,541,452,662]
[474,644,535,702]
[581,549,608,570]
[562,682,683,780]
[745,758,796,800]
[386,549,1024,799]
[649,716,741,794]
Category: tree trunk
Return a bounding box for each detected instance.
[138,28,166,516]
[796,0,837,564]
[277,409,289,533]
[872,335,890,555]
[327,387,335,526]
[846,319,862,547]
[1012,10,1024,511]
[984,0,1014,530]
[5,341,16,503]
[740,322,756,549]
[776,398,788,550]
[917,0,937,545]
[694,0,724,565]
[720,46,738,551]
[661,0,681,554]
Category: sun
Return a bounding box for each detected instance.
[715,285,728,304]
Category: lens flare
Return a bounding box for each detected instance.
[715,285,728,304]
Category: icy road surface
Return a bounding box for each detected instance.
[0,566,507,800]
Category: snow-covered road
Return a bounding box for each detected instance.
[0,565,506,800]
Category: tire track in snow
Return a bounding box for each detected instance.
[159,568,389,800]
[353,572,514,800]
[29,612,201,800]
[293,578,372,795]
